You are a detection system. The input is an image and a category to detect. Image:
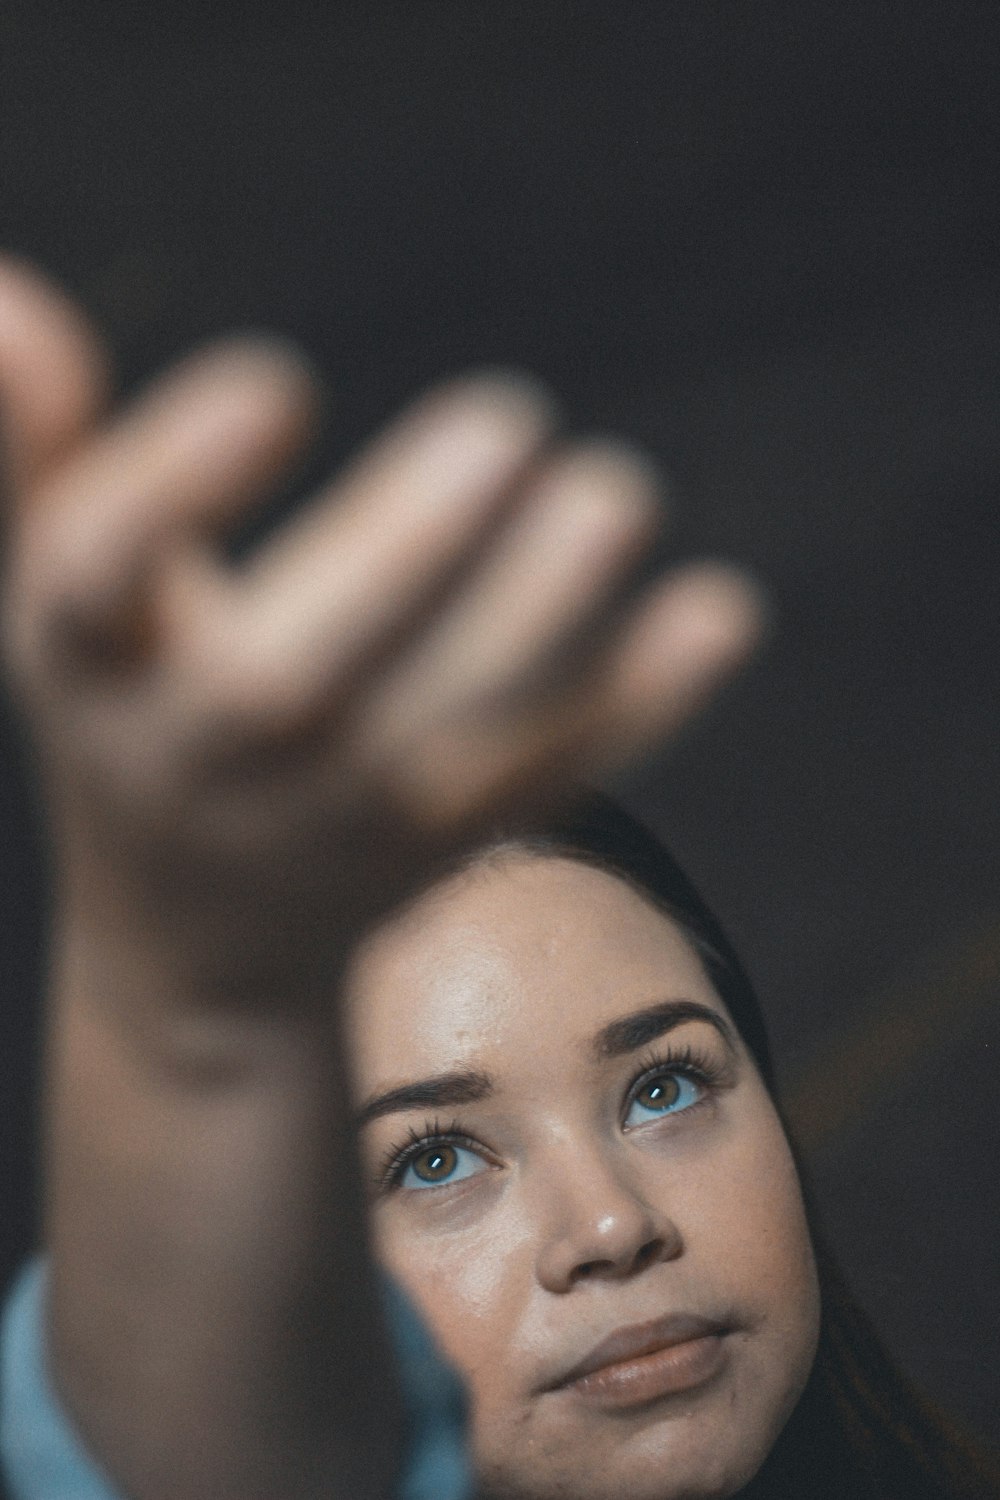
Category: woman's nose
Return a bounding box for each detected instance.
[532,1146,682,1293]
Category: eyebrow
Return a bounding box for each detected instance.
[592,999,737,1060]
[356,1000,736,1127]
[355,1069,494,1128]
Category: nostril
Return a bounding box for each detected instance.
[573,1237,663,1283]
[634,1238,661,1270]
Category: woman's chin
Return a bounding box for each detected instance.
[472,1390,782,1500]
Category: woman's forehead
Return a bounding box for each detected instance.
[346,853,732,1080]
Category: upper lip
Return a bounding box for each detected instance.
[544,1312,730,1391]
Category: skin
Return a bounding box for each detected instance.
[0,256,766,1498]
[349,853,821,1500]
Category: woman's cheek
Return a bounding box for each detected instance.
[372,1202,533,1383]
[709,1104,819,1359]
[655,1090,816,1309]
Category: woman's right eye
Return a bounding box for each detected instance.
[398,1141,487,1191]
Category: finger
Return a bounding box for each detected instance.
[582,561,769,767]
[356,440,662,739]
[220,373,557,715]
[18,339,318,671]
[361,562,767,831]
[0,256,110,495]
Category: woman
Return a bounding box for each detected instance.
[346,792,998,1500]
[0,258,994,1499]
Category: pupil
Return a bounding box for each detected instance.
[416,1145,456,1181]
[641,1075,679,1109]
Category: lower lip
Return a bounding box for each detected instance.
[562,1333,729,1409]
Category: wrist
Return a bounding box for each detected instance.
[50,827,364,1026]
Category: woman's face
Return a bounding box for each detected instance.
[347,853,820,1500]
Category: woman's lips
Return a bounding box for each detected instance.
[546,1313,731,1409]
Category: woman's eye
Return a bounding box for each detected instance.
[624,1070,703,1127]
[399,1141,486,1191]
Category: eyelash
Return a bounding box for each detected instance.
[375,1118,484,1193]
[376,1041,730,1193]
[623,1042,729,1125]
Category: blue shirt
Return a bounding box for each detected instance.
[0,1261,471,1500]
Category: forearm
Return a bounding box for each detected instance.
[43,912,404,1500]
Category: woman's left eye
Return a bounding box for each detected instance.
[624,1070,704,1126]
[398,1141,486,1191]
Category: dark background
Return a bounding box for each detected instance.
[1,0,997,1444]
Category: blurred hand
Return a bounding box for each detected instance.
[0,256,764,1003]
